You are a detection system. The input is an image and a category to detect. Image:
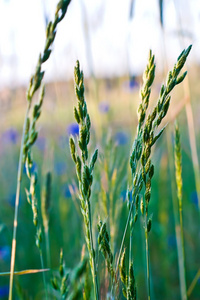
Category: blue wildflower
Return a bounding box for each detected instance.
[122,77,139,93]
[54,161,66,176]
[0,286,9,298]
[98,101,110,114]
[35,136,46,151]
[114,131,128,145]
[63,184,76,198]
[190,191,198,207]
[120,190,127,202]
[129,76,139,90]
[7,193,21,207]
[0,246,10,261]
[167,235,176,249]
[2,128,19,144]
[121,189,133,202]
[67,123,79,136]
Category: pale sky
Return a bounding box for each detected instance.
[0,0,200,88]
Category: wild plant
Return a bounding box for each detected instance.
[8,1,72,299]
[41,171,52,268]
[23,85,47,297]
[69,46,191,299]
[115,45,191,300]
[2,0,195,297]
[51,249,90,299]
[119,248,136,300]
[69,60,99,299]
[174,123,187,300]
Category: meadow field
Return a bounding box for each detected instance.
[0,1,200,300]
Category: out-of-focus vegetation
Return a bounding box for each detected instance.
[0,63,199,299]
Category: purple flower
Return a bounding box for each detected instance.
[98,101,110,114]
[67,123,79,136]
[0,286,9,298]
[0,246,10,261]
[114,131,128,145]
[2,128,19,144]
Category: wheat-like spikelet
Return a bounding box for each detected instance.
[119,248,137,300]
[116,45,192,300]
[69,60,99,300]
[97,219,114,282]
[174,123,188,300]
[9,1,72,299]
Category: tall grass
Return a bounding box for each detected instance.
[0,1,198,299]
[8,1,71,299]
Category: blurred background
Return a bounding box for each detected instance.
[0,0,200,299]
[0,0,200,87]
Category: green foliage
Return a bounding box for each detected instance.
[51,249,89,299]
[119,249,137,300]
[69,61,99,299]
[97,219,114,280]
[2,1,197,298]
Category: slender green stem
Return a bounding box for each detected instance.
[45,227,51,269]
[172,0,200,213]
[179,208,187,300]
[87,201,99,300]
[185,100,200,212]
[116,197,135,275]
[167,127,187,300]
[9,103,31,300]
[111,199,135,298]
[44,227,50,300]
[40,251,48,300]
[175,124,188,300]
[187,268,200,297]
[9,2,71,298]
[145,217,151,300]
[129,213,133,269]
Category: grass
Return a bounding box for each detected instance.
[0,1,199,299]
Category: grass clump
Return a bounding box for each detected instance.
[1,1,198,299]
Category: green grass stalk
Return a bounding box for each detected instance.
[88,200,99,300]
[185,98,200,212]
[70,61,99,300]
[129,213,133,270]
[40,251,48,300]
[116,45,191,283]
[174,123,187,300]
[45,228,50,269]
[115,196,136,276]
[8,2,71,298]
[145,214,151,300]
[9,103,31,300]
[167,124,188,300]
[187,268,200,297]
[172,0,200,212]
